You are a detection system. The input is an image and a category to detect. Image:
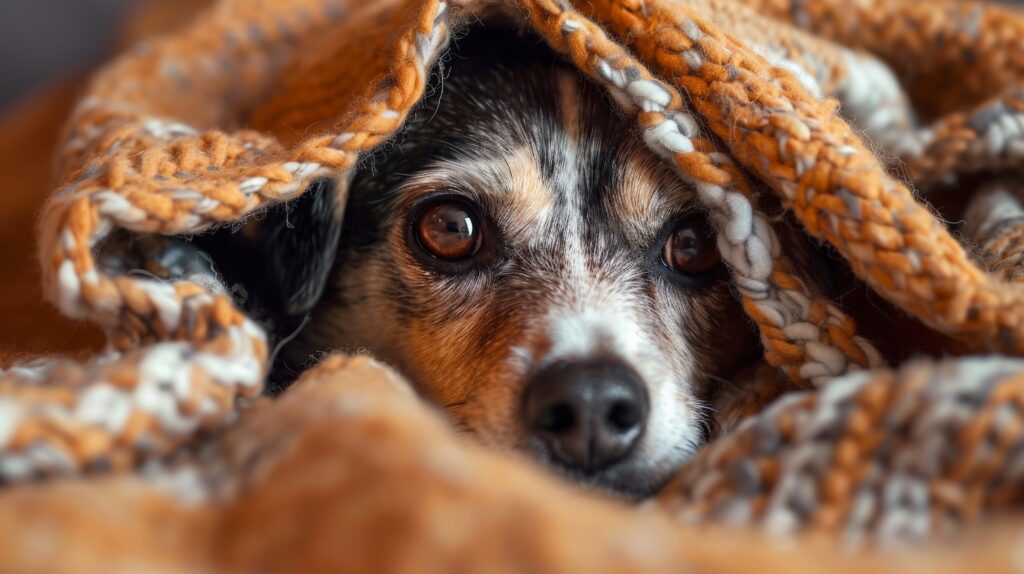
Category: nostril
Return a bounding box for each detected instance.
[538,402,575,434]
[607,400,641,433]
[523,359,649,473]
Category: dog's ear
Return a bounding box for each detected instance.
[258,178,345,317]
[192,178,344,333]
[185,178,345,393]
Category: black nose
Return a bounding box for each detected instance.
[522,360,649,473]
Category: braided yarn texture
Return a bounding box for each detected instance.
[0,0,1023,557]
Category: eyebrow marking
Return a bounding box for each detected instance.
[604,140,702,245]
[395,146,555,244]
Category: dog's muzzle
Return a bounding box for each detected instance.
[522,359,649,474]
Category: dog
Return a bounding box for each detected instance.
[200,26,763,497]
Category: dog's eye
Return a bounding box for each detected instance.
[415,201,482,260]
[662,220,720,275]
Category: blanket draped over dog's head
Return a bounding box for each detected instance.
[6,0,1024,570]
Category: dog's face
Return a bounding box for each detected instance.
[294,31,757,497]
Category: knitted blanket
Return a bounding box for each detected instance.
[4,0,1024,570]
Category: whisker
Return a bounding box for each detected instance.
[700,370,739,392]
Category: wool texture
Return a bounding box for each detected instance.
[3,0,1024,570]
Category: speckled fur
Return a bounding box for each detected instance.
[292,30,759,496]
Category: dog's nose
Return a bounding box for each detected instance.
[522,360,649,473]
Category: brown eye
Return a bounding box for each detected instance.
[662,221,720,275]
[415,201,482,260]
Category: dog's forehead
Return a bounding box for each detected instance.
[397,68,697,249]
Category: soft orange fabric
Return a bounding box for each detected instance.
[0,356,1022,573]
[0,83,102,362]
[0,0,213,363]
[3,0,1024,571]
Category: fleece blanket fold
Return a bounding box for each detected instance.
[4,0,1024,570]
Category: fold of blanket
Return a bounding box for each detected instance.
[0,79,102,362]
[3,0,1024,570]
[2,356,1023,573]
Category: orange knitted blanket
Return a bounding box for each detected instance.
[4,0,1024,571]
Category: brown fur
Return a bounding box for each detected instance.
[291,28,761,495]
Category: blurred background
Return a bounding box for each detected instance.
[0,0,138,107]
